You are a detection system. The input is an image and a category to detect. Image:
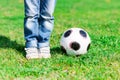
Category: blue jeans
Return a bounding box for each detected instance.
[24,0,56,48]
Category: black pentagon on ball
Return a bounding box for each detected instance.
[70,42,80,51]
[79,30,87,38]
[64,30,72,38]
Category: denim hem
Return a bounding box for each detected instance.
[37,42,49,48]
[25,40,37,48]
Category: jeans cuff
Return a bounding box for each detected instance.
[25,40,37,48]
[37,42,49,48]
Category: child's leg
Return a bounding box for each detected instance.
[24,0,40,59]
[37,0,56,48]
[24,0,40,48]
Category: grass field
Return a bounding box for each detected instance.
[0,0,120,80]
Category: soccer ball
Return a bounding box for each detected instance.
[60,28,91,56]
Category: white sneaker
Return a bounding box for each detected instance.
[38,47,51,58]
[25,48,39,59]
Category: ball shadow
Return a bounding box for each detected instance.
[51,46,61,54]
[51,46,67,56]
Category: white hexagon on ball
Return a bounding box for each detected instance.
[60,28,91,56]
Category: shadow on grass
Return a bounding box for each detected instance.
[0,35,65,57]
[0,35,25,57]
[51,47,61,54]
[51,46,67,56]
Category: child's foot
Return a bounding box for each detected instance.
[25,48,39,59]
[38,47,51,58]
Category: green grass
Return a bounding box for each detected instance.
[0,0,120,79]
